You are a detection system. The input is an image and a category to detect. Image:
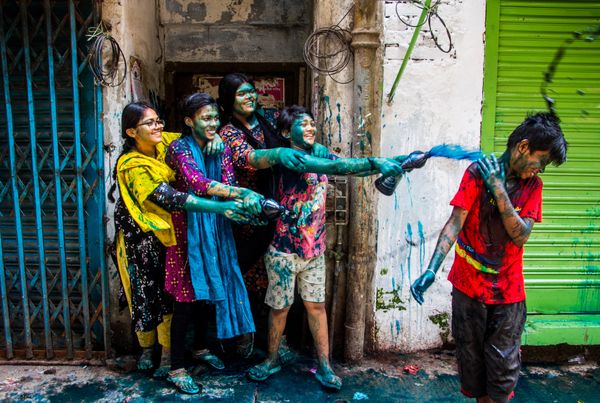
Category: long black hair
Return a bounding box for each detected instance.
[108,101,155,202]
[217,73,253,124]
[181,93,218,137]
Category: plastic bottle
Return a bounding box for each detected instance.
[374,151,430,196]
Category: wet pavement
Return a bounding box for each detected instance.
[0,350,598,402]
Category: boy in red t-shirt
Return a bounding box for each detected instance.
[411,112,567,403]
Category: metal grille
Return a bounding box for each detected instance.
[0,0,108,360]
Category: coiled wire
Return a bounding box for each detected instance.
[87,23,127,87]
[395,0,453,54]
[303,6,354,84]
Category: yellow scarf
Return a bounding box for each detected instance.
[116,131,181,246]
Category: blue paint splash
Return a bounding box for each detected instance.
[336,102,342,143]
[428,144,483,161]
[391,276,396,290]
[405,175,414,207]
[396,320,401,336]
[406,223,413,284]
[418,221,425,275]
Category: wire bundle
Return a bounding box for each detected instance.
[395,0,453,53]
[86,23,127,87]
[303,7,354,84]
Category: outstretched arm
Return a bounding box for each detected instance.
[248,147,307,170]
[410,206,468,305]
[477,155,534,246]
[289,155,404,177]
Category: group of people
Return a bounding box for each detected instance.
[111,70,569,401]
[110,73,409,394]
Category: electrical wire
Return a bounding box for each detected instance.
[86,23,127,87]
[303,5,354,84]
[395,0,453,54]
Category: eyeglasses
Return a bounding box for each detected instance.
[136,118,165,128]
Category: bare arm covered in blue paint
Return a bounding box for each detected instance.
[410,206,468,305]
[287,154,406,177]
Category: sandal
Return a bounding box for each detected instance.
[315,367,342,390]
[137,348,153,371]
[193,349,225,370]
[152,365,170,378]
[167,368,201,394]
[278,343,297,366]
[247,360,282,382]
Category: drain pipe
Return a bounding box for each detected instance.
[344,0,381,363]
[328,224,346,354]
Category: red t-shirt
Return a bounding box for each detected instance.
[447,163,543,304]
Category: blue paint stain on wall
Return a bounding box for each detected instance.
[396,320,401,336]
[336,102,342,143]
[320,95,333,146]
[406,224,413,284]
[392,277,396,290]
[405,176,414,207]
[418,221,425,275]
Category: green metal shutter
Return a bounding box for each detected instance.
[482,0,600,345]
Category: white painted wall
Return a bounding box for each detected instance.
[374,0,486,352]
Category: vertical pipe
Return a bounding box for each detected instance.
[20,0,53,359]
[94,0,110,359]
[344,0,381,363]
[0,236,14,359]
[69,0,91,357]
[45,0,73,359]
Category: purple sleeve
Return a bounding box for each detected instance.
[166,139,215,196]
[220,146,238,187]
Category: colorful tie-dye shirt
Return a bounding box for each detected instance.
[270,154,336,259]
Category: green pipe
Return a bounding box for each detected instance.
[386,0,432,104]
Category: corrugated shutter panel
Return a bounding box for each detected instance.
[483,0,600,345]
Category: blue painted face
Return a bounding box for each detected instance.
[288,114,316,150]
[189,104,220,146]
[233,82,257,117]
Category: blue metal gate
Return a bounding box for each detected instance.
[0,0,108,360]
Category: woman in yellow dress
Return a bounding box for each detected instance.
[109,101,253,386]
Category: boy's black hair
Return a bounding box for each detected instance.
[507,112,568,166]
[277,105,314,134]
[180,92,218,137]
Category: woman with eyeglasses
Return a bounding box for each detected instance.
[109,101,254,384]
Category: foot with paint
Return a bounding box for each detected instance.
[315,361,342,390]
[193,349,225,370]
[137,347,154,371]
[167,368,201,394]
[247,357,282,381]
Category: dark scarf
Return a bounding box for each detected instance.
[229,113,289,267]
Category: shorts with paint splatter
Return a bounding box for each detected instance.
[264,246,326,309]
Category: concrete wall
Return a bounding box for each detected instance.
[101,0,164,353]
[373,0,486,352]
[161,0,312,63]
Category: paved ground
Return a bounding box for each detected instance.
[0,350,598,402]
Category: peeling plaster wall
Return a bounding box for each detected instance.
[101,0,164,352]
[312,0,354,157]
[373,1,485,352]
[161,0,312,63]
